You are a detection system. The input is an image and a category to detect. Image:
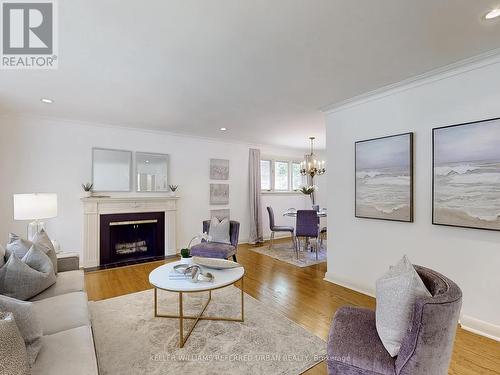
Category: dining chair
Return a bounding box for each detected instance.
[266,206,294,250]
[295,210,320,260]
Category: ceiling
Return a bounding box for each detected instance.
[1,0,500,150]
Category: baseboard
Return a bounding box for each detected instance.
[324,272,500,342]
[460,315,500,342]
[323,272,376,298]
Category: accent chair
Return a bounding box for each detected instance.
[190,220,240,262]
[327,265,462,375]
[266,206,294,250]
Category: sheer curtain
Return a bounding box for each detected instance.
[248,148,263,244]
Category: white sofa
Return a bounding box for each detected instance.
[28,254,98,375]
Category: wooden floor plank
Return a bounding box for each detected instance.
[85,239,500,374]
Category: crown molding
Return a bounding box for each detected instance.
[320,48,500,115]
[1,113,309,154]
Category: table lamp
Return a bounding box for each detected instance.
[13,193,58,240]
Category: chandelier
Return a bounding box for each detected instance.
[300,137,326,178]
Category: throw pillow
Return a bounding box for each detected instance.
[0,312,30,374]
[0,246,56,301]
[208,217,231,244]
[375,255,431,357]
[32,229,58,275]
[0,244,5,268]
[7,230,58,275]
[0,295,42,366]
[6,233,32,259]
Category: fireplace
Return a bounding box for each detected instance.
[100,212,165,266]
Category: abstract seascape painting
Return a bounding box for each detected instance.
[355,133,413,222]
[433,118,500,231]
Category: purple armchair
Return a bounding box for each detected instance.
[327,266,462,375]
[189,220,240,262]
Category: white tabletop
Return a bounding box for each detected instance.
[283,211,327,217]
[149,260,245,292]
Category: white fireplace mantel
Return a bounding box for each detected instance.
[81,196,179,268]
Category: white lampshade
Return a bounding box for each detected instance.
[13,193,58,221]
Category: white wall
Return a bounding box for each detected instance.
[0,116,314,255]
[325,54,500,340]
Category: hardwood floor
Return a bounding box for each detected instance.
[85,239,500,374]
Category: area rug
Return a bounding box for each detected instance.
[249,241,327,267]
[89,286,326,375]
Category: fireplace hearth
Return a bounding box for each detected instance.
[100,212,165,266]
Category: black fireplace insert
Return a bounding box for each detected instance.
[99,211,165,266]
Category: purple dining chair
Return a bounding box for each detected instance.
[295,210,320,260]
[266,206,294,250]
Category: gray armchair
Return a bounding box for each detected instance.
[327,265,462,375]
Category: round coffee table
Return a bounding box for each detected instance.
[149,260,245,348]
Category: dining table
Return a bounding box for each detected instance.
[282,210,327,218]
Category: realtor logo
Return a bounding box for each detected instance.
[1,0,58,69]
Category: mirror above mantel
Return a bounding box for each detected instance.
[136,152,170,192]
[91,149,170,193]
[92,148,132,192]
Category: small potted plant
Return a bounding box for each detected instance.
[299,184,317,205]
[169,184,178,197]
[81,182,94,197]
[180,248,191,259]
[180,232,211,262]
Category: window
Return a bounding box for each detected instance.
[260,158,305,192]
[260,160,271,191]
[274,161,289,191]
[292,162,303,191]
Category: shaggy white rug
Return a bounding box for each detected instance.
[89,286,325,374]
[249,241,327,267]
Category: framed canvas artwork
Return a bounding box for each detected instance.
[355,132,413,222]
[433,117,500,231]
[210,159,229,180]
[210,183,229,205]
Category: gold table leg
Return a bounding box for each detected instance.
[179,292,183,347]
[153,277,245,348]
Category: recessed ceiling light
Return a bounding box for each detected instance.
[219,127,227,131]
[40,98,54,104]
[485,8,500,20]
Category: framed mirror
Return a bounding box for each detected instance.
[136,152,170,192]
[92,148,132,192]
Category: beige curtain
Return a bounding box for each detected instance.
[248,148,263,243]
